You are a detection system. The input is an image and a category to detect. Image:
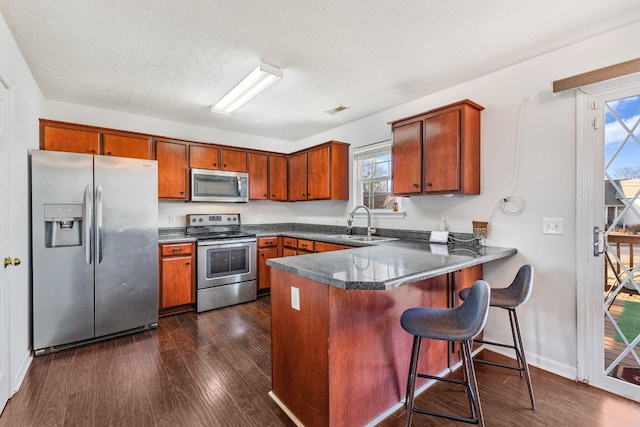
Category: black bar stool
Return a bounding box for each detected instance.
[401,280,491,426]
[459,264,535,409]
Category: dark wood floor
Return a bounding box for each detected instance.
[1,296,639,427]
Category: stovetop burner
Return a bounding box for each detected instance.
[185,213,255,241]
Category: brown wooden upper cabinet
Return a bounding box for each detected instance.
[102,134,153,159]
[288,152,308,201]
[40,120,152,159]
[269,155,288,201]
[249,152,269,200]
[156,139,188,200]
[287,141,349,201]
[189,145,219,169]
[189,145,248,172]
[221,149,248,172]
[42,124,100,154]
[390,100,483,195]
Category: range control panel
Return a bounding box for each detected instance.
[187,213,240,226]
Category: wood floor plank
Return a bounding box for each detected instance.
[2,296,640,427]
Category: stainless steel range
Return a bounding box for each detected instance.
[186,213,257,312]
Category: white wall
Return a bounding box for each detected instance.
[7,11,640,390]
[0,12,42,393]
[291,20,640,378]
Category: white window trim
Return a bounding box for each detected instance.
[352,140,405,218]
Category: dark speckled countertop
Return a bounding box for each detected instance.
[158,224,516,290]
[266,242,515,290]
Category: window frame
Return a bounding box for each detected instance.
[352,140,404,216]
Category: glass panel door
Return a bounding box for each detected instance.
[601,92,640,390]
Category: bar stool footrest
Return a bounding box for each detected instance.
[412,407,480,425]
[473,358,524,372]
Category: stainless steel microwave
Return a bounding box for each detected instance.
[191,169,249,202]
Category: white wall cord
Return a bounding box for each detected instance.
[489,97,529,221]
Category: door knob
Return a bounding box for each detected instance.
[3,257,21,268]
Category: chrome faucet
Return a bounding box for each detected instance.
[347,205,376,237]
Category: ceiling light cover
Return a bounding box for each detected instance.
[211,62,283,115]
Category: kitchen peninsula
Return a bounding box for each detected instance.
[267,242,516,426]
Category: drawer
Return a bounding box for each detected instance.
[297,239,315,252]
[315,241,353,252]
[258,236,278,248]
[161,243,192,256]
[282,237,297,248]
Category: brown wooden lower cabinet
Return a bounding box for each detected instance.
[158,242,195,316]
[257,236,280,293]
[270,267,478,427]
[314,241,354,252]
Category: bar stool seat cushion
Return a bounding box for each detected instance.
[459,265,533,309]
[402,280,490,342]
[460,286,517,309]
[401,308,478,341]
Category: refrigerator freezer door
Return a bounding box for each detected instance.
[93,155,158,337]
[31,150,95,350]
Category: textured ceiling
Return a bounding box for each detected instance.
[2,1,640,142]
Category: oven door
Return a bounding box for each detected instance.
[197,238,257,289]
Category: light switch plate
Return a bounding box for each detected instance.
[542,217,564,235]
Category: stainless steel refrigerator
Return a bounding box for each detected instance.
[31,150,158,354]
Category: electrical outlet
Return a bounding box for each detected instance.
[542,217,564,235]
[168,215,176,225]
[291,287,300,311]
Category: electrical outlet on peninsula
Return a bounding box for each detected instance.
[291,287,300,310]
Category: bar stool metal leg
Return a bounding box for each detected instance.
[404,338,486,426]
[511,309,536,409]
[405,336,421,427]
[461,340,484,426]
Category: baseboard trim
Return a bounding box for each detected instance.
[11,350,32,396]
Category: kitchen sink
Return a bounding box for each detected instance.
[327,234,399,243]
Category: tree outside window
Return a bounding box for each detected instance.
[354,141,399,211]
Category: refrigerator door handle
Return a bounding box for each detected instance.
[83,184,92,264]
[95,184,103,264]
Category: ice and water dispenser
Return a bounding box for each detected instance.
[44,204,83,248]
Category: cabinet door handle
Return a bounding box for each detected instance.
[213,163,217,167]
[425,182,432,187]
[171,248,182,253]
[106,151,112,155]
[413,183,419,188]
[223,164,227,168]
[185,262,190,265]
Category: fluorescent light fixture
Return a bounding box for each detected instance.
[211,62,283,115]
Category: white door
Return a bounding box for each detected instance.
[0,77,12,413]
[578,80,640,401]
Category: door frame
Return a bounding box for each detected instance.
[576,74,640,401]
[0,72,13,414]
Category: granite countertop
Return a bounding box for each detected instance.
[158,224,516,290]
[266,242,516,290]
